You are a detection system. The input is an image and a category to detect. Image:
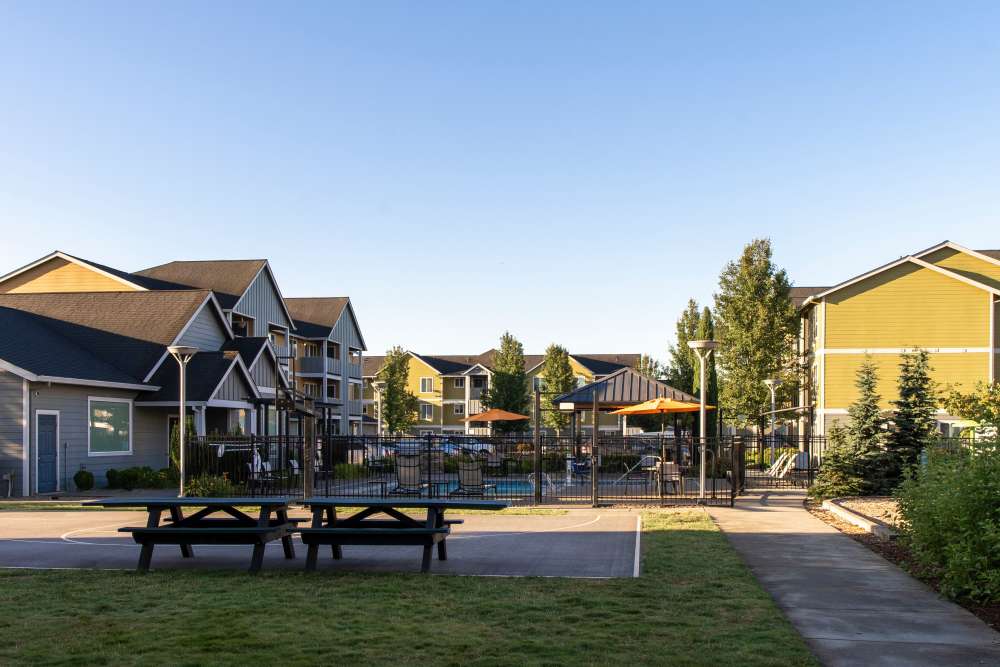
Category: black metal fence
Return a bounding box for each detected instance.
[738,435,827,491]
[182,433,741,505]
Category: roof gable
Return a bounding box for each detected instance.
[0,252,148,293]
[917,243,1000,291]
[552,367,697,406]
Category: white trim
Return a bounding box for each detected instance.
[991,295,996,383]
[819,299,826,436]
[87,396,133,457]
[207,356,261,403]
[461,364,493,376]
[0,360,157,391]
[633,515,641,578]
[0,251,148,291]
[914,240,1000,270]
[420,403,434,421]
[819,347,994,355]
[233,262,298,332]
[135,400,209,407]
[145,292,235,383]
[206,399,255,409]
[453,377,465,389]
[419,377,434,394]
[34,410,60,493]
[453,403,465,416]
[1,359,37,381]
[21,380,29,496]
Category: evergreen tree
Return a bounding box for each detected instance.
[811,358,891,498]
[540,344,575,434]
[692,307,719,407]
[889,349,937,471]
[713,239,797,429]
[634,354,663,379]
[482,332,530,432]
[666,299,700,393]
[378,346,419,435]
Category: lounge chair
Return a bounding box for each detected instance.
[450,458,496,497]
[658,462,681,495]
[485,451,507,477]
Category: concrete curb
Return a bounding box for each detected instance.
[822,498,898,539]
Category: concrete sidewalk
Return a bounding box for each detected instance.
[708,490,1000,667]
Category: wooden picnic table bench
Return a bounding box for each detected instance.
[82,497,297,574]
[298,497,509,573]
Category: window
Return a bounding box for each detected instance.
[349,383,362,400]
[454,378,465,389]
[88,398,132,455]
[303,382,317,397]
[327,380,341,400]
[420,404,433,420]
[532,376,544,391]
[420,377,434,393]
[454,404,465,416]
[419,429,435,436]
[304,342,320,357]
[328,342,341,359]
[576,375,587,388]
[472,376,486,389]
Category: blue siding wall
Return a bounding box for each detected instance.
[331,307,364,350]
[0,371,24,495]
[27,383,168,492]
[233,268,292,333]
[250,355,277,390]
[177,303,228,351]
[213,365,256,402]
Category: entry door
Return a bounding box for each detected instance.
[37,413,58,493]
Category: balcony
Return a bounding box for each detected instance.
[347,361,362,378]
[296,356,342,376]
[348,399,363,414]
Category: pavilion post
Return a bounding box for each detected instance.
[591,393,599,507]
[533,388,542,504]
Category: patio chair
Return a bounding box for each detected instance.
[485,451,507,477]
[450,458,496,497]
[386,455,427,496]
[623,455,659,496]
[658,462,681,495]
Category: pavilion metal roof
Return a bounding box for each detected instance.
[552,367,697,409]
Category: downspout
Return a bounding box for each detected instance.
[22,379,30,496]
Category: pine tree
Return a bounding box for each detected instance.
[482,332,530,432]
[378,346,419,435]
[713,239,797,429]
[634,354,663,379]
[540,344,575,434]
[847,357,885,448]
[889,349,937,472]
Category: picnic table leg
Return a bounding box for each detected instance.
[137,508,163,573]
[306,506,322,572]
[420,507,438,573]
[327,507,341,559]
[436,509,447,561]
[248,506,271,574]
[169,506,194,558]
[276,507,295,559]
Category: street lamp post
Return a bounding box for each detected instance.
[373,380,386,436]
[764,378,782,464]
[688,339,718,502]
[167,345,199,497]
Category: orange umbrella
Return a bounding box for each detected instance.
[610,397,713,415]
[464,408,531,422]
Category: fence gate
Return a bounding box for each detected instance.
[738,436,823,491]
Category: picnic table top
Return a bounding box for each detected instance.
[83,497,295,508]
[301,497,510,510]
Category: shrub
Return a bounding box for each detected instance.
[73,469,95,491]
[112,466,173,491]
[333,463,366,480]
[186,474,244,497]
[896,442,1000,602]
[105,468,120,489]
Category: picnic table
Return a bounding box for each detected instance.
[83,497,297,574]
[297,497,509,573]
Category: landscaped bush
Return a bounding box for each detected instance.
[105,468,120,489]
[106,466,175,491]
[333,463,366,479]
[896,442,1000,602]
[73,469,94,491]
[185,473,245,497]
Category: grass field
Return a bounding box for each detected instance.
[0,510,816,666]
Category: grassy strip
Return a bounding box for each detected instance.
[0,510,815,666]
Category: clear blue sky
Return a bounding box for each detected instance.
[2,2,999,359]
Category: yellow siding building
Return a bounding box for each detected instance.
[796,241,999,436]
[362,350,639,435]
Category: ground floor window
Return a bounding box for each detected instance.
[89,398,132,455]
[454,404,465,415]
[420,404,433,421]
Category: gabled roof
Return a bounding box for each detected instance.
[0,307,151,389]
[913,240,1000,269]
[140,352,258,404]
[362,350,640,377]
[0,290,224,383]
[552,367,697,407]
[222,336,271,369]
[795,243,1000,310]
[134,259,267,307]
[569,354,642,376]
[285,297,358,341]
[0,251,149,292]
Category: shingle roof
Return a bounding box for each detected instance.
[977,249,1000,261]
[789,286,826,309]
[133,260,267,309]
[285,297,350,338]
[222,337,271,369]
[141,352,251,403]
[552,367,697,406]
[362,350,640,377]
[58,253,190,291]
[0,307,143,385]
[0,290,212,381]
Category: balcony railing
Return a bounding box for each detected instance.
[347,361,362,378]
[348,399,363,414]
[327,357,342,375]
[296,356,342,375]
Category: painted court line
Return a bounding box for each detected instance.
[633,515,641,578]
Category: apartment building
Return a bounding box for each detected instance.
[794,241,999,436]
[0,251,365,495]
[362,349,640,435]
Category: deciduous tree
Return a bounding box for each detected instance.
[378,346,419,435]
[482,332,530,432]
[540,344,575,434]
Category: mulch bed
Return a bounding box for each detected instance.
[805,501,1000,632]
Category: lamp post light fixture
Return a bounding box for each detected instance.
[687,339,718,502]
[763,378,783,463]
[167,345,199,497]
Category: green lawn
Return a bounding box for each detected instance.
[0,511,816,666]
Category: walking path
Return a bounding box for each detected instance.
[707,490,1000,667]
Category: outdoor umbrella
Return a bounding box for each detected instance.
[612,397,715,456]
[463,408,531,423]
